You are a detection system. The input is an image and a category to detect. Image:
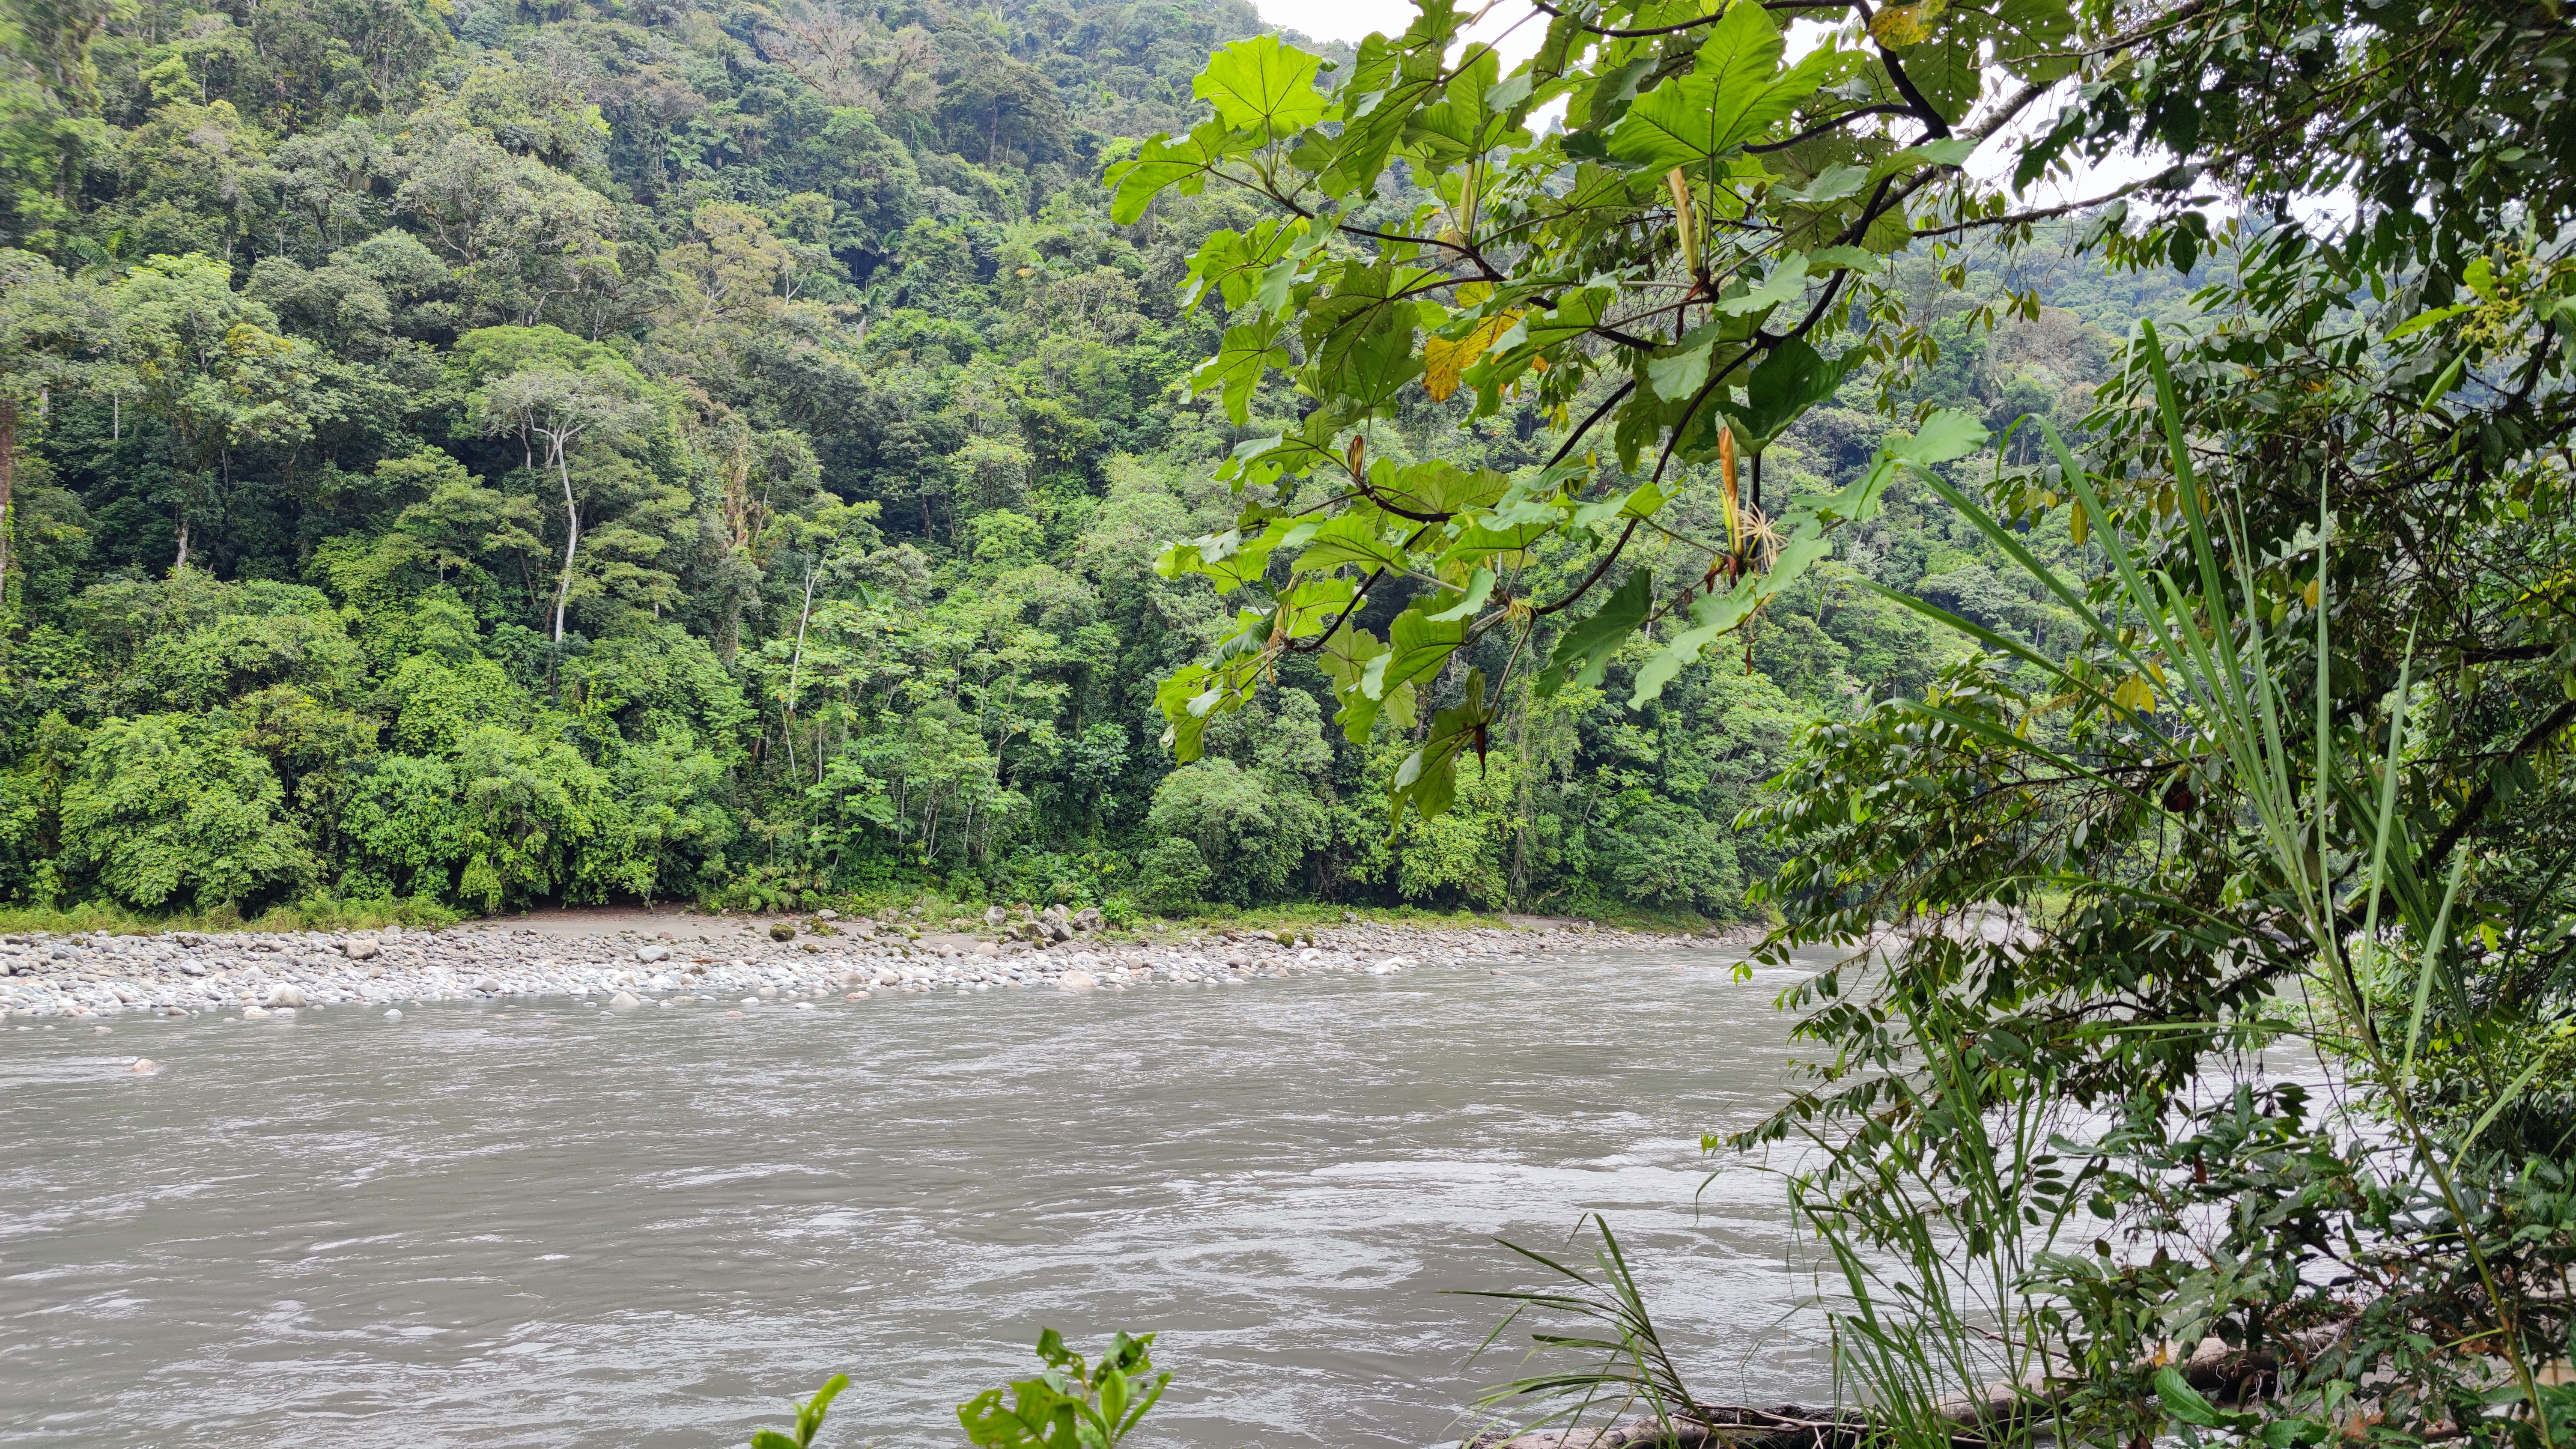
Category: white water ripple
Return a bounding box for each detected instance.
[0,948,1844,1448]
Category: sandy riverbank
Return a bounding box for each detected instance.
[0,906,1761,1023]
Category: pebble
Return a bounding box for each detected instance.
[129,1057,156,1073]
[0,919,1750,1024]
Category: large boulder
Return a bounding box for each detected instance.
[1072,906,1104,933]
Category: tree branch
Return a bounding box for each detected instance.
[1532,517,1641,617]
[1544,380,1637,471]
[1521,0,1859,39]
[1747,104,1917,154]
[2415,696,2576,884]
[1910,178,2159,240]
[1873,45,1953,139]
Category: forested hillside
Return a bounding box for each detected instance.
[0,0,2142,920]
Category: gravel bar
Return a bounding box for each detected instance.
[0,909,1756,1024]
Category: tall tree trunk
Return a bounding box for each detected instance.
[550,437,579,642]
[782,558,820,775]
[0,398,15,609]
[174,513,190,573]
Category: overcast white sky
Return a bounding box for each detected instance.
[1257,0,1547,63]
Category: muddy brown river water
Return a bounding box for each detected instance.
[0,947,1846,1448]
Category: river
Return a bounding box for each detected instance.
[0,946,1844,1448]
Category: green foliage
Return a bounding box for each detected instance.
[341,752,465,900]
[1464,1216,1704,1440]
[59,710,312,910]
[1131,834,1212,915]
[1123,0,2073,821]
[1742,302,2576,1447]
[451,724,633,912]
[1144,757,1322,905]
[748,1374,846,1449]
[0,0,2167,929]
[957,1330,1170,1449]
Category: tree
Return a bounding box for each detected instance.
[1721,2,2576,1445]
[1125,2,2576,1444]
[1117,8,2087,823]
[0,0,2217,936]
[108,253,321,569]
[391,128,620,331]
[0,247,104,607]
[0,0,109,242]
[60,711,313,911]
[468,361,651,641]
[1143,755,1324,904]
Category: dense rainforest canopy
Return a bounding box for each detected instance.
[0,0,2167,919]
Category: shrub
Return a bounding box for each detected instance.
[341,753,468,900]
[611,739,737,901]
[60,713,313,911]
[1132,835,1209,915]
[1142,758,1324,905]
[451,724,637,911]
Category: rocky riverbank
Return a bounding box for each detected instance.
[0,907,1759,1023]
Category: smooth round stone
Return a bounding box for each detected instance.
[383,1009,403,1021]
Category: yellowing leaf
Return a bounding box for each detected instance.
[2112,674,2157,714]
[1424,309,1523,401]
[1869,0,1945,47]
